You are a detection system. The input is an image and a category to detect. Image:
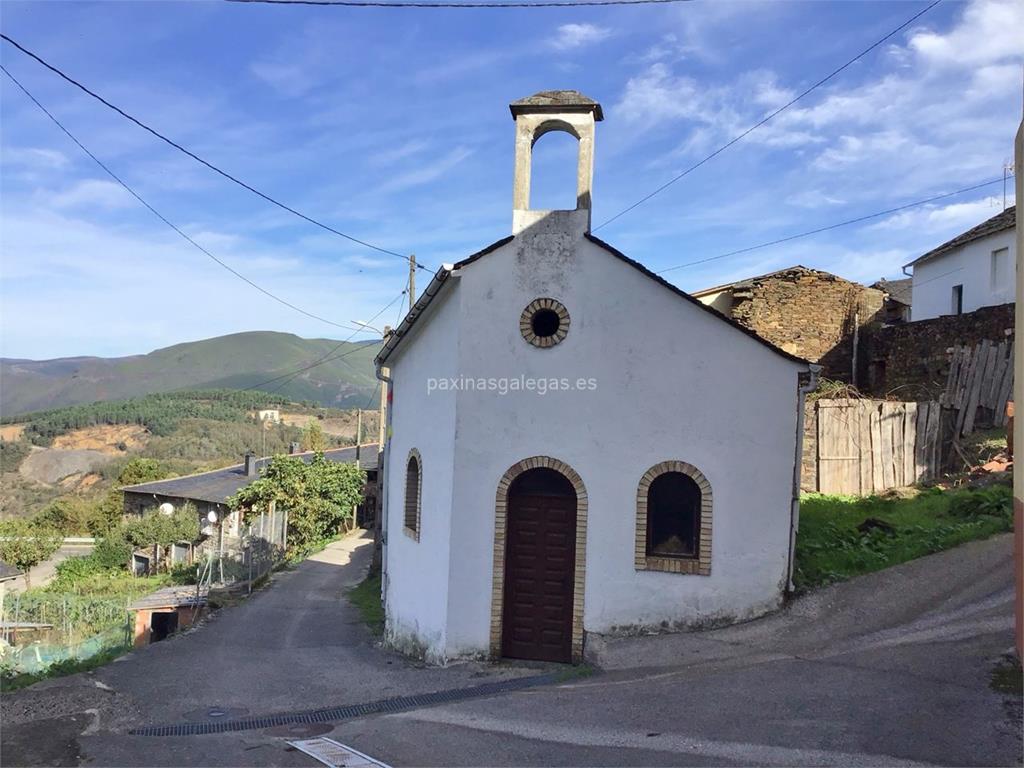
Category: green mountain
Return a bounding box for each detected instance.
[0,331,382,416]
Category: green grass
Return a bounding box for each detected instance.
[795,484,1012,590]
[990,655,1023,695]
[347,572,384,635]
[45,570,171,601]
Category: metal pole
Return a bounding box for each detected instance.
[355,409,362,467]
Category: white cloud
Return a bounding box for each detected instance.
[548,23,611,51]
[367,140,431,167]
[908,0,1023,68]
[0,205,398,359]
[2,147,68,170]
[375,146,475,193]
[869,196,1013,234]
[51,179,134,210]
[785,190,846,209]
[250,61,315,98]
[617,0,1021,205]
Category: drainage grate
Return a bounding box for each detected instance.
[129,672,562,737]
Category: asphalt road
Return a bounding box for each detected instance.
[1,533,1019,767]
[6,544,95,594]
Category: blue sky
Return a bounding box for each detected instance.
[1,0,1020,359]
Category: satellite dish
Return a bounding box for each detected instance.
[207,511,219,524]
[159,502,174,516]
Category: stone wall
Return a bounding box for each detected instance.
[866,303,1015,399]
[800,399,817,492]
[728,269,886,383]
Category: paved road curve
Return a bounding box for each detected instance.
[1,533,1019,766]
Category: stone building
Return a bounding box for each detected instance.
[692,267,886,385]
[375,91,817,665]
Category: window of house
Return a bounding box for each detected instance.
[951,284,963,315]
[404,450,421,540]
[992,248,1010,294]
[520,298,570,348]
[635,461,712,575]
[647,472,701,558]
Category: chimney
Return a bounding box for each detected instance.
[244,451,258,477]
[289,442,301,455]
[508,90,603,237]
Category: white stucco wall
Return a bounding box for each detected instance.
[911,227,1016,321]
[382,284,460,662]
[385,212,805,662]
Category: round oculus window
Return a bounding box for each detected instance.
[520,298,570,348]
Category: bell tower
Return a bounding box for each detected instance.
[509,90,603,237]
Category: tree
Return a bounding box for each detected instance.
[230,453,365,553]
[0,518,62,589]
[35,497,99,536]
[301,421,326,452]
[117,458,166,486]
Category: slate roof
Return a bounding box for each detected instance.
[691,265,847,297]
[122,444,378,506]
[375,234,810,367]
[0,561,22,582]
[129,585,207,611]
[905,205,1016,268]
[872,278,912,306]
[509,90,604,121]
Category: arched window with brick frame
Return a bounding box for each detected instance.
[635,461,712,575]
[403,449,422,541]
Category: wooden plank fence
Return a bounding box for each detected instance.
[816,399,941,495]
[942,339,1014,437]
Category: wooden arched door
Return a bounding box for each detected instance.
[502,467,577,663]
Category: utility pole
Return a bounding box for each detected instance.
[355,409,363,467]
[371,326,391,574]
[408,254,416,304]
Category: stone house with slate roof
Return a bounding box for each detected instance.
[374,91,818,665]
[693,266,887,385]
[122,445,377,570]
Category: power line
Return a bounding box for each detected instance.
[1,64,365,334]
[595,0,942,231]
[227,0,691,7]
[0,33,427,271]
[245,289,406,393]
[656,176,1011,275]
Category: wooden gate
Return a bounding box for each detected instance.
[816,399,942,495]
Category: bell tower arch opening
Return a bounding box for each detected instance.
[509,90,603,236]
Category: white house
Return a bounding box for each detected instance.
[904,205,1016,321]
[374,91,817,665]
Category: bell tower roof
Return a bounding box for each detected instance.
[509,90,604,121]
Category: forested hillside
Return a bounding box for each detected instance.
[1,331,381,416]
[4,390,294,445]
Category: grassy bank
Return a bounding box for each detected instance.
[795,484,1012,590]
[348,572,384,635]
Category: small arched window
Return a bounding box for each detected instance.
[404,449,422,540]
[635,461,712,575]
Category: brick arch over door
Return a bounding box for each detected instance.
[491,456,588,662]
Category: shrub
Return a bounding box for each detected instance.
[35,496,102,536]
[169,563,198,585]
[91,531,133,570]
[0,439,31,473]
[117,458,166,486]
[0,519,63,588]
[948,485,1012,520]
